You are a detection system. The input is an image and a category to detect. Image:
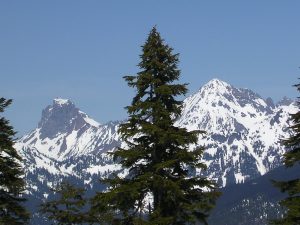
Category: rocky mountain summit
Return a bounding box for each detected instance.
[176,79,296,185]
[15,79,297,223]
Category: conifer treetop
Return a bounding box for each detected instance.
[91,27,219,225]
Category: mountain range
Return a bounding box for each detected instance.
[15,78,297,224]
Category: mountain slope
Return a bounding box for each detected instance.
[18,98,120,161]
[208,164,300,225]
[17,80,297,186]
[177,79,296,186]
[15,79,297,223]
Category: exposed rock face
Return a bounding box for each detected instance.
[15,79,297,224]
[38,99,87,139]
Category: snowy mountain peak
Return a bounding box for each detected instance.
[36,98,101,142]
[53,98,73,106]
[200,78,231,95]
[18,98,119,162]
[188,79,274,115]
[177,79,297,185]
[38,99,83,138]
[204,78,230,88]
[15,79,298,215]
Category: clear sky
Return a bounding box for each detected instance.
[1,1,300,136]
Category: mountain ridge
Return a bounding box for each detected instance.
[17,79,297,183]
[15,78,297,224]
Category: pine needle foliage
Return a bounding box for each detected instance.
[40,181,89,225]
[271,82,300,225]
[91,27,219,225]
[0,97,29,224]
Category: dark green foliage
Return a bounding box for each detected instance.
[282,83,300,168]
[40,181,89,224]
[91,27,219,225]
[0,98,30,224]
[271,82,300,225]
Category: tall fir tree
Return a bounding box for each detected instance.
[0,97,29,224]
[91,27,219,225]
[271,82,300,225]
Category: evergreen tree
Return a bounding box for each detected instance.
[40,181,89,224]
[271,82,300,225]
[91,27,219,225]
[0,97,29,224]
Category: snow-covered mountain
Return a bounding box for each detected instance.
[176,79,296,186]
[15,79,297,223]
[20,98,119,160]
[17,98,121,176]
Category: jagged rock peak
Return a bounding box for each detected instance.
[277,96,294,106]
[37,98,100,139]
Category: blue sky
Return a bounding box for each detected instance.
[1,1,300,136]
